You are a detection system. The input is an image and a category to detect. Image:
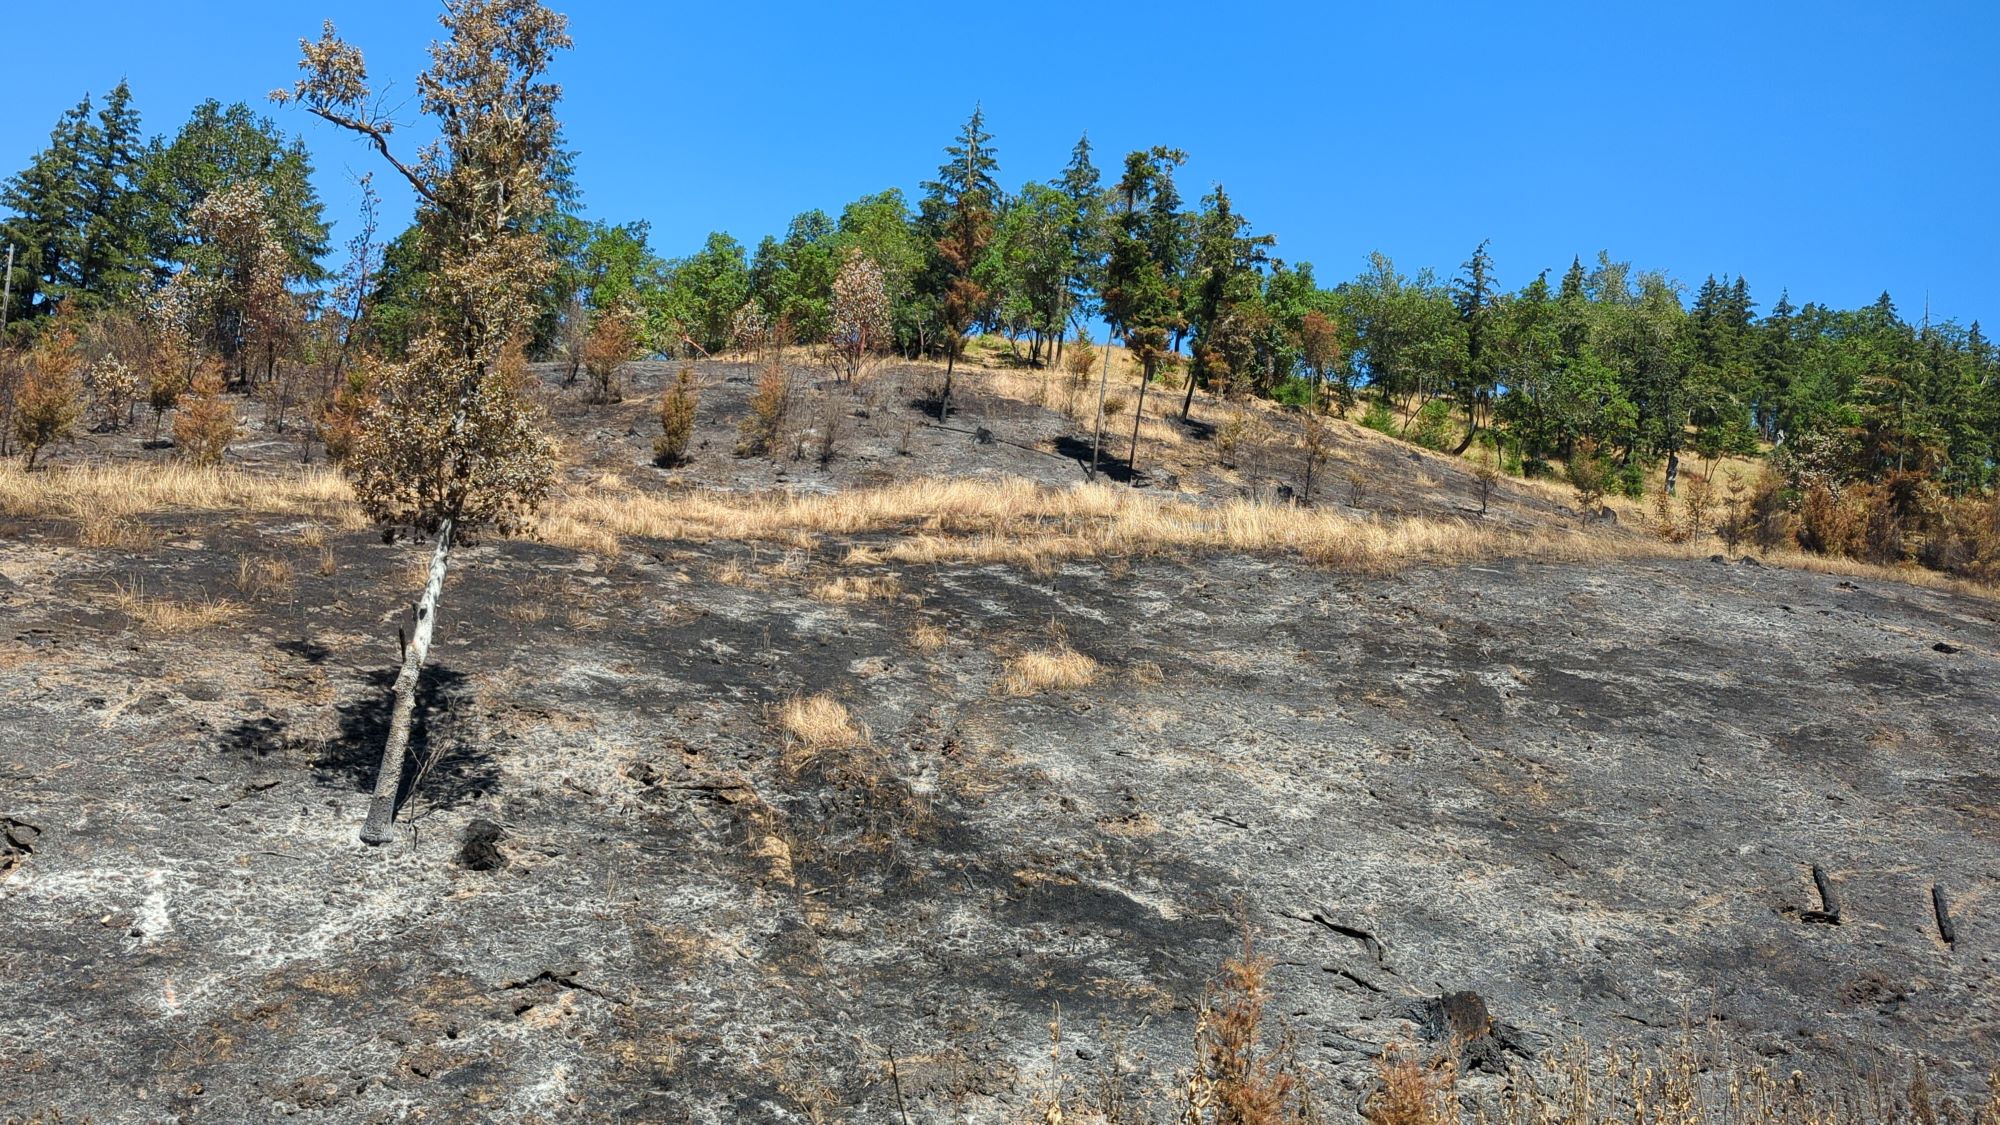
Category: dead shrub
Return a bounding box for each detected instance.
[15,326,85,469]
[172,367,240,467]
[583,301,641,403]
[1182,930,1319,1124]
[736,362,791,457]
[653,366,699,467]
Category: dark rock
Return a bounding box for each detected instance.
[973,426,995,445]
[1739,555,1763,567]
[455,819,507,872]
[1933,642,1961,654]
[1711,554,1728,564]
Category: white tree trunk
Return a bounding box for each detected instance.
[359,518,454,846]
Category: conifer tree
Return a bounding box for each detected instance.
[0,97,96,323]
[919,106,999,419]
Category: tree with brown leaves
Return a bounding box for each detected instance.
[275,0,568,845]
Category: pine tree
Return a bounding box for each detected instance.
[0,96,95,323]
[1448,239,1499,454]
[1052,133,1105,358]
[918,105,1000,419]
[69,81,152,310]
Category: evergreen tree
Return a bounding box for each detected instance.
[141,99,331,287]
[70,81,153,309]
[1053,133,1106,351]
[1448,239,1500,454]
[0,96,96,322]
[918,105,1000,419]
[1186,185,1272,415]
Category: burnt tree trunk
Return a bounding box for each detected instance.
[359,518,454,846]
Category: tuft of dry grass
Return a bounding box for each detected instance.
[105,578,244,633]
[775,694,863,751]
[910,622,949,654]
[73,509,159,551]
[810,574,903,603]
[1001,645,1100,696]
[234,555,295,600]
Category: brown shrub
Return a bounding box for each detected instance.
[172,366,240,467]
[15,326,85,469]
[654,366,699,467]
[735,362,791,457]
[582,302,641,403]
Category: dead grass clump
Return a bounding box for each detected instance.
[106,579,244,633]
[910,622,949,653]
[1002,645,1100,696]
[810,574,902,603]
[74,509,159,551]
[776,694,862,752]
[234,555,295,600]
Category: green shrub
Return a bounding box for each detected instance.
[1361,398,1395,435]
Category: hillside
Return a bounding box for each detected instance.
[2,358,1996,1122]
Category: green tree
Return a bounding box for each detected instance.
[0,96,95,324]
[919,105,1000,419]
[141,99,331,287]
[1185,185,1273,414]
[1101,146,1186,471]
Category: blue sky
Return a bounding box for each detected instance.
[5,1,1996,325]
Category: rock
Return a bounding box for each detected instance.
[1933,642,1961,654]
[973,427,995,446]
[1275,484,1297,504]
[1739,555,1763,567]
[1711,554,1728,564]
[455,819,507,872]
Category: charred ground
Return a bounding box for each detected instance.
[1,358,1996,1122]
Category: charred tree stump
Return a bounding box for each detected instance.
[1803,864,1842,924]
[359,519,454,846]
[1933,884,1956,947]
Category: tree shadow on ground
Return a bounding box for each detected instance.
[315,665,495,813]
[219,664,495,813]
[1052,435,1147,484]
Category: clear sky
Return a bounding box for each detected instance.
[4,1,1995,325]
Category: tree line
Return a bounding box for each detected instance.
[4,83,1998,577]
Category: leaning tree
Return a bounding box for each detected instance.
[275,1,569,845]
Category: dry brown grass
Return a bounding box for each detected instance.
[775,694,862,751]
[234,555,294,600]
[810,574,903,603]
[73,510,159,551]
[910,622,949,653]
[105,578,244,633]
[1001,645,1100,696]
[539,477,1657,576]
[0,462,361,524]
